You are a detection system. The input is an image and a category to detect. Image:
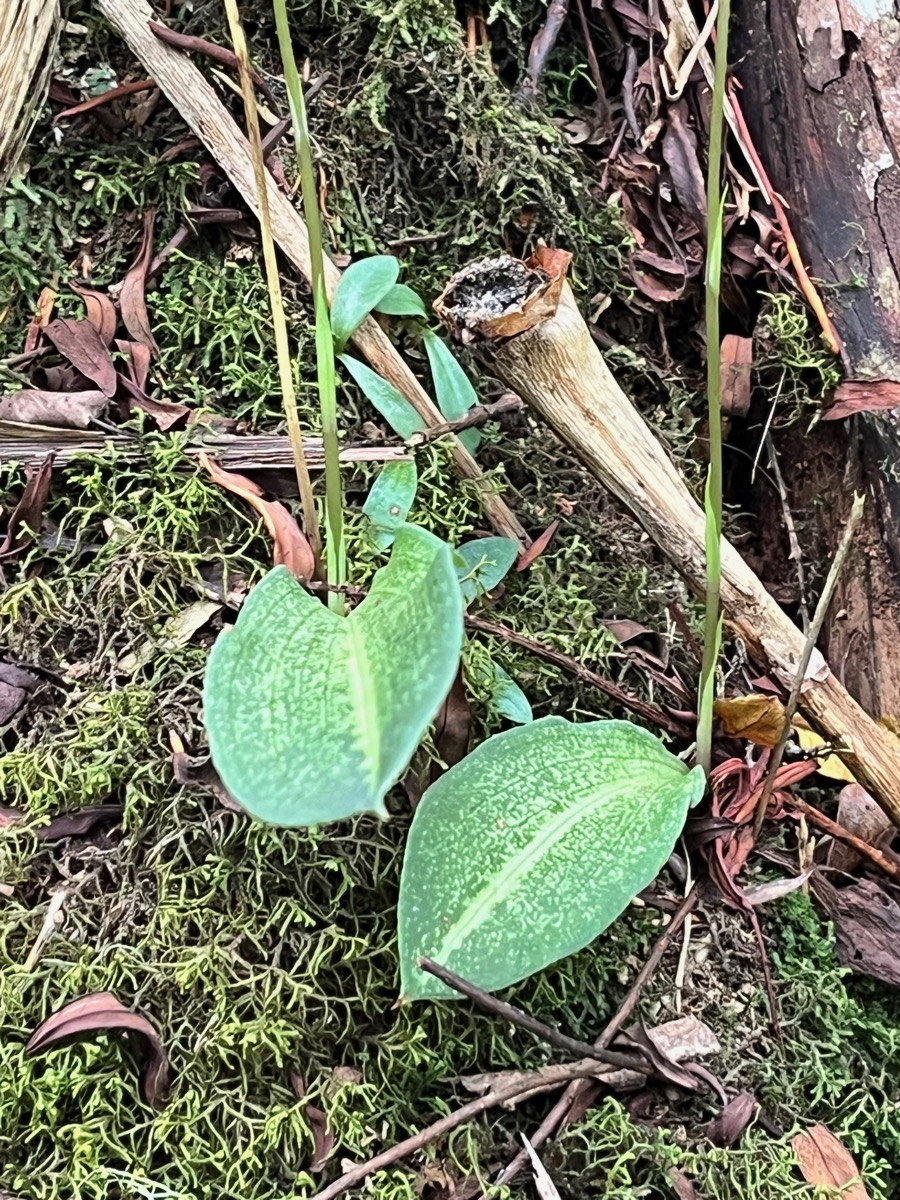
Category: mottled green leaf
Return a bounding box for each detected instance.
[340,354,425,439]
[363,461,418,549]
[204,524,463,827]
[374,284,428,318]
[456,537,519,604]
[331,256,400,350]
[489,663,533,724]
[398,718,705,999]
[423,330,481,452]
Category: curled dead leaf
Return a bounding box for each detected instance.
[120,210,159,355]
[517,518,559,571]
[0,456,53,558]
[44,317,118,397]
[199,453,316,581]
[71,281,118,346]
[26,992,170,1105]
[720,335,753,418]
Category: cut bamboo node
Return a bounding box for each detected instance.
[436,250,900,828]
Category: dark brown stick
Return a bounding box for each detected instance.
[148,20,277,106]
[520,0,570,99]
[406,394,522,444]
[418,958,651,1073]
[53,80,156,122]
[488,888,700,1190]
[789,798,900,879]
[572,0,610,120]
[464,614,691,737]
[310,1058,614,1200]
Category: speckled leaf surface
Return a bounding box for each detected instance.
[398,717,705,1000]
[204,524,463,827]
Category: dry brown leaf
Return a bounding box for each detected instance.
[0,456,53,558]
[791,1124,870,1198]
[669,1169,699,1200]
[828,784,895,874]
[0,681,27,723]
[714,694,787,748]
[517,518,559,571]
[720,335,753,417]
[706,1091,757,1147]
[23,286,58,353]
[0,389,107,429]
[199,452,315,581]
[433,668,471,774]
[812,876,900,987]
[823,379,900,421]
[26,992,170,1105]
[71,281,118,346]
[120,209,160,355]
[38,805,123,841]
[44,317,118,396]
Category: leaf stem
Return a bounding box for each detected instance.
[272,0,345,611]
[222,0,320,562]
[696,0,731,776]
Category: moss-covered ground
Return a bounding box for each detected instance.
[3,1,900,1197]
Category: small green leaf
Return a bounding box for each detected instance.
[398,718,705,999]
[456,537,519,604]
[489,663,533,724]
[204,524,463,827]
[374,284,428,318]
[331,256,400,349]
[340,354,425,439]
[363,461,418,549]
[423,330,481,452]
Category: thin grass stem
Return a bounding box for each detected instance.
[696,0,731,775]
[272,0,345,611]
[222,0,320,563]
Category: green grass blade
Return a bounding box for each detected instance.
[221,0,320,562]
[696,0,731,775]
[272,0,345,610]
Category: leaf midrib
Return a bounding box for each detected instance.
[346,617,381,796]
[431,771,675,963]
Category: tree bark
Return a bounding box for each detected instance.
[734,0,900,717]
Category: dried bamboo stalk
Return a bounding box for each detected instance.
[0,422,407,472]
[0,0,60,191]
[94,0,526,546]
[436,254,900,826]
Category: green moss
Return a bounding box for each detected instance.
[754,292,842,422]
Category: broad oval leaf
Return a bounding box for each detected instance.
[423,330,481,452]
[456,536,519,604]
[398,717,705,999]
[331,256,400,350]
[204,524,463,826]
[363,461,418,549]
[340,354,425,439]
[374,284,428,318]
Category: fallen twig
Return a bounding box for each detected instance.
[97,0,526,547]
[788,797,900,880]
[488,888,700,1191]
[418,957,652,1073]
[464,614,691,737]
[53,79,156,121]
[436,251,900,827]
[147,20,276,105]
[752,493,864,837]
[406,393,522,444]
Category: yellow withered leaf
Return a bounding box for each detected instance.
[713,694,787,748]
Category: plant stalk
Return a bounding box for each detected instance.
[222,0,320,562]
[272,0,345,611]
[696,0,731,776]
